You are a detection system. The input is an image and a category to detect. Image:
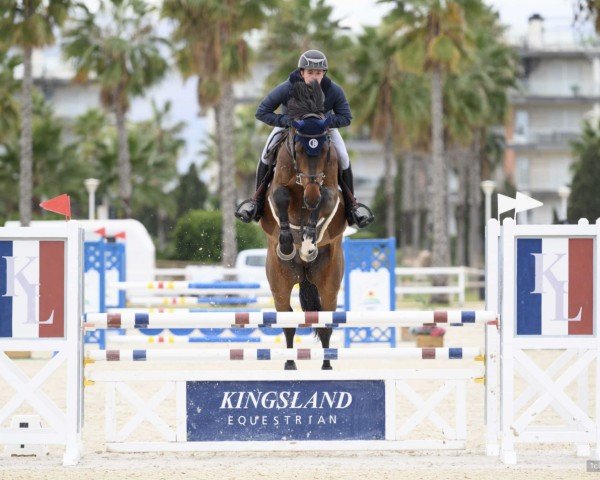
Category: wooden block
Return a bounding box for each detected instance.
[416,335,444,348]
[5,351,31,359]
[400,327,415,342]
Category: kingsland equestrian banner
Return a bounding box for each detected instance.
[516,237,594,336]
[186,380,385,441]
[0,239,66,338]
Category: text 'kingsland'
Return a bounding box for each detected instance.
[219,391,353,410]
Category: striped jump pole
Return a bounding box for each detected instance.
[85,310,497,330]
[109,308,264,314]
[86,347,483,362]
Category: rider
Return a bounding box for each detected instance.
[234,49,374,228]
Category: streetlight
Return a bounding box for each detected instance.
[558,185,571,223]
[480,180,496,223]
[84,178,100,220]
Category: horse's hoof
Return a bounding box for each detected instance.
[284,360,297,370]
[322,365,333,370]
[277,243,297,261]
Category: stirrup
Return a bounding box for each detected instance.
[234,199,258,223]
[351,203,375,229]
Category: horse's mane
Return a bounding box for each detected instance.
[287,80,325,119]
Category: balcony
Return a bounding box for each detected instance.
[508,131,580,149]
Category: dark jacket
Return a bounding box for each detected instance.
[255,69,352,129]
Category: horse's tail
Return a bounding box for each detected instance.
[299,278,322,312]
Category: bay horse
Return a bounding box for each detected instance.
[259,80,347,370]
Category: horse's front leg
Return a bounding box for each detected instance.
[299,187,334,262]
[273,186,296,260]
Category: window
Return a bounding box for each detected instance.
[514,111,529,142]
[246,255,266,267]
[516,157,530,189]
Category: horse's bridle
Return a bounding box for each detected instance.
[287,115,331,188]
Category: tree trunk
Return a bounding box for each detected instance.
[412,153,425,251]
[401,153,413,252]
[19,45,33,226]
[384,122,395,238]
[430,68,450,266]
[430,67,450,302]
[115,96,132,218]
[455,147,468,266]
[157,207,166,252]
[468,129,484,268]
[216,82,238,267]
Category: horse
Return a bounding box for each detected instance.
[259,80,347,370]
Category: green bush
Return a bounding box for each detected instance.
[172,210,266,262]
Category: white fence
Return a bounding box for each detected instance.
[154,266,484,306]
[395,266,484,306]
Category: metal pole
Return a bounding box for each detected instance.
[480,180,496,223]
[558,185,571,222]
[84,178,100,220]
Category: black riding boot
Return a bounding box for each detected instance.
[340,166,375,228]
[235,161,271,223]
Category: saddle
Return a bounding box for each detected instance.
[255,129,289,195]
[264,129,289,163]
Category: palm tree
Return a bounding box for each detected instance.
[0,50,21,144]
[0,94,87,218]
[63,0,168,218]
[162,0,275,268]
[264,0,352,85]
[443,6,517,266]
[0,0,71,225]
[199,105,270,201]
[130,100,185,249]
[383,0,476,276]
[351,26,429,238]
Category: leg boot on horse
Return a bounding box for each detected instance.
[234,161,271,223]
[339,166,374,228]
[235,128,287,223]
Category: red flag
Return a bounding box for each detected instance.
[40,194,71,220]
[115,231,126,239]
[94,227,106,237]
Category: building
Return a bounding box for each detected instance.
[504,14,600,223]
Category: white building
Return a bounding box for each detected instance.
[505,14,600,223]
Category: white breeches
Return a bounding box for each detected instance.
[260,127,351,170]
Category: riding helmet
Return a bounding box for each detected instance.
[298,50,328,71]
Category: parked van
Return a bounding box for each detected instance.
[234,248,268,283]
